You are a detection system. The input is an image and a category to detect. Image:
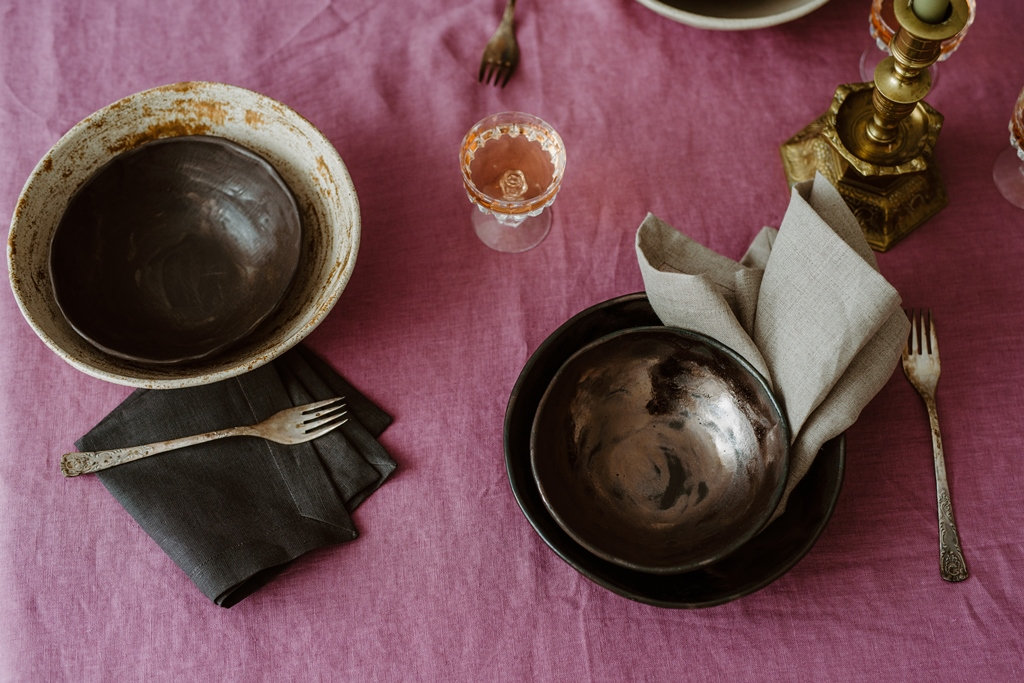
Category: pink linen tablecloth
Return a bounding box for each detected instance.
[2,0,1022,679]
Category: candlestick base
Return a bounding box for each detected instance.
[780,0,969,251]
[780,82,947,252]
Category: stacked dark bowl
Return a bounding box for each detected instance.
[505,294,845,607]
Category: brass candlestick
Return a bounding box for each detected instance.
[780,0,970,251]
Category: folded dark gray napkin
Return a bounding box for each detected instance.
[76,345,397,607]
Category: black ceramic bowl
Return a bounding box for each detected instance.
[506,293,845,607]
[530,326,790,574]
[49,135,301,364]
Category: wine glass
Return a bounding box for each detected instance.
[459,111,566,253]
[993,86,1024,209]
[858,0,976,86]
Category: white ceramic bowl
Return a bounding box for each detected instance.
[8,81,360,388]
[634,0,830,31]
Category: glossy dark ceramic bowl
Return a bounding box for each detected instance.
[50,136,301,364]
[505,293,845,607]
[530,325,790,574]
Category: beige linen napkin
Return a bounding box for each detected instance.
[636,174,909,516]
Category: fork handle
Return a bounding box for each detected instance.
[60,426,251,477]
[923,395,969,582]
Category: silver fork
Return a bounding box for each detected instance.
[478,0,519,87]
[901,310,968,582]
[61,397,349,477]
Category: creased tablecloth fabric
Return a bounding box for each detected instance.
[75,346,396,607]
[637,175,909,514]
[4,0,1024,679]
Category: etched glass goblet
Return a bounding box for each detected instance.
[858,0,976,86]
[460,111,566,253]
[993,86,1024,210]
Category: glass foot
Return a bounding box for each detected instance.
[471,209,552,253]
[858,46,880,84]
[993,146,1024,209]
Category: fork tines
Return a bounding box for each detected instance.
[905,308,936,356]
[478,0,519,88]
[301,397,349,434]
[478,57,514,88]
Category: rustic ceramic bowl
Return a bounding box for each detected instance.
[530,326,789,574]
[8,81,360,387]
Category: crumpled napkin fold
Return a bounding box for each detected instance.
[636,174,909,516]
[75,345,397,607]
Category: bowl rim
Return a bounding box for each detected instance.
[7,80,360,388]
[633,0,831,31]
[529,324,791,574]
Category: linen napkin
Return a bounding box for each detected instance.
[75,345,397,607]
[636,174,909,516]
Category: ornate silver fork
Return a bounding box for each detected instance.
[61,397,349,477]
[478,0,519,87]
[901,310,968,582]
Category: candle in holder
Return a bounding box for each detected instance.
[780,0,972,251]
[912,0,950,23]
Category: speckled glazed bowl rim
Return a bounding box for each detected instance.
[529,324,791,574]
[8,81,360,388]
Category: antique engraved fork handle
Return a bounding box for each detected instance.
[61,426,255,478]
[921,393,969,582]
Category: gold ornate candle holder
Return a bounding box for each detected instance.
[780,0,970,251]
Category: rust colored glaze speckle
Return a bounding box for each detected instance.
[105,97,227,155]
[316,156,335,188]
[244,109,265,127]
[107,120,214,155]
[177,98,229,125]
[8,81,360,388]
[164,82,196,94]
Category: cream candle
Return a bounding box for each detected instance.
[912,0,950,23]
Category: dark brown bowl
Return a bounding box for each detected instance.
[506,293,844,607]
[49,135,301,364]
[530,326,790,574]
